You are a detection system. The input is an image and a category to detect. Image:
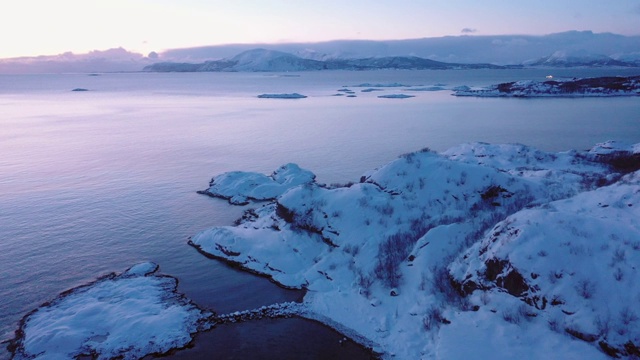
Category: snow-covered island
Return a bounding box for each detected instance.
[377,94,416,99]
[8,263,211,359]
[454,75,640,97]
[192,141,640,359]
[8,262,313,359]
[257,93,307,99]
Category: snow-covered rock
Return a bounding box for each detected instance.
[9,262,210,360]
[450,170,640,357]
[198,163,316,205]
[404,86,447,92]
[454,75,640,97]
[377,94,415,99]
[257,93,307,99]
[192,142,640,358]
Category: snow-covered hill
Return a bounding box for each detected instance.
[454,75,640,97]
[142,48,503,72]
[191,141,640,359]
[526,50,635,67]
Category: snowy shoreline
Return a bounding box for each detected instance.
[454,75,640,97]
[8,263,211,359]
[8,260,381,359]
[9,141,640,359]
[193,141,640,359]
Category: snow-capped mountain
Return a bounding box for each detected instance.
[143,48,503,72]
[160,31,640,66]
[611,52,640,67]
[2,31,639,73]
[228,48,328,71]
[526,50,635,67]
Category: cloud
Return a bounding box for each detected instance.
[461,28,477,34]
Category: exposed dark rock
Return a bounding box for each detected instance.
[275,202,295,223]
[565,328,598,343]
[497,268,528,296]
[485,259,508,281]
[481,186,513,201]
[596,152,640,173]
[624,341,640,357]
[599,341,621,358]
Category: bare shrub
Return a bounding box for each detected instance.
[502,307,523,325]
[374,232,416,288]
[429,265,463,305]
[595,315,611,337]
[575,279,596,299]
[343,244,360,256]
[613,267,624,281]
[548,317,562,333]
[356,270,374,298]
[620,307,639,326]
[423,306,444,331]
[480,292,490,305]
[611,248,626,265]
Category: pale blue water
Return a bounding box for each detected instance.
[1,69,639,358]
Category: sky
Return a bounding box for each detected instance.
[2,0,639,59]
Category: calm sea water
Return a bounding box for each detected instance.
[1,69,639,359]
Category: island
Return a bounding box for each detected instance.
[454,75,640,97]
[257,93,307,99]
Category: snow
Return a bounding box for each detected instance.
[525,49,634,67]
[450,169,640,357]
[257,93,307,99]
[199,163,316,204]
[11,262,209,360]
[349,83,413,88]
[454,75,640,97]
[377,94,415,99]
[588,140,640,155]
[192,141,640,359]
[404,86,447,92]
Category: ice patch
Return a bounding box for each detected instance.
[9,262,209,360]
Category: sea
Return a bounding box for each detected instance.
[1,68,639,359]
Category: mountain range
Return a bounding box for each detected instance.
[143,48,506,72]
[1,31,639,73]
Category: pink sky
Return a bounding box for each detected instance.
[2,0,639,59]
